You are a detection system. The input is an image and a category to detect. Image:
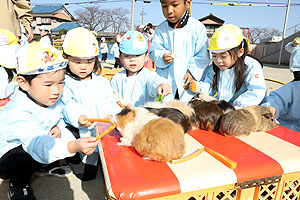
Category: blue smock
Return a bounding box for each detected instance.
[261,81,300,132]
[61,73,122,165]
[0,90,75,164]
[111,68,167,106]
[199,56,266,108]
[285,42,300,72]
[149,17,210,102]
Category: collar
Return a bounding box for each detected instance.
[168,9,190,29]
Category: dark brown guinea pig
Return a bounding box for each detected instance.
[144,107,191,133]
[189,97,235,131]
[219,105,277,137]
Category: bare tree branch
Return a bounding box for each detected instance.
[250,27,280,44]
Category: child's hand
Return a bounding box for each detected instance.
[49,125,61,138]
[67,136,101,155]
[183,72,194,89]
[163,53,173,64]
[105,115,113,121]
[268,106,276,117]
[157,83,172,96]
[189,80,201,93]
[79,115,93,128]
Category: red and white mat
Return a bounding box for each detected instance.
[96,124,300,200]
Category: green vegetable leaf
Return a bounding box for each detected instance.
[155,94,164,103]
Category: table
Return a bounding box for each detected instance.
[95,123,300,200]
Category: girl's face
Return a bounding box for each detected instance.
[212,48,244,71]
[68,56,95,80]
[120,53,147,76]
[17,70,65,107]
[160,0,191,27]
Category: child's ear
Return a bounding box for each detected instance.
[16,76,30,92]
[186,0,192,9]
[237,48,245,58]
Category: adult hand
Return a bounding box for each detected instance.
[24,26,33,42]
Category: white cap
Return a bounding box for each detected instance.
[0,29,19,69]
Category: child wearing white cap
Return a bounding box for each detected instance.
[111,31,172,106]
[100,37,108,62]
[39,26,51,45]
[0,42,101,200]
[190,24,266,108]
[285,37,300,81]
[0,29,19,109]
[61,27,122,181]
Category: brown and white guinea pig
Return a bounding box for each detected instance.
[145,100,195,130]
[144,107,191,133]
[219,105,277,137]
[133,117,185,162]
[189,94,235,131]
[114,106,159,146]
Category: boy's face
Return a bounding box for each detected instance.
[17,70,65,107]
[68,56,95,80]
[120,53,147,76]
[160,0,191,25]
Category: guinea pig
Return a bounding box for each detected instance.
[133,117,185,162]
[219,105,277,137]
[144,107,191,133]
[189,98,235,131]
[114,106,159,146]
[145,100,196,131]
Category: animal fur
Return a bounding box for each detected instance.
[133,118,185,162]
[145,100,195,130]
[114,107,159,146]
[219,105,277,137]
[114,106,185,162]
[144,107,191,133]
[189,97,235,131]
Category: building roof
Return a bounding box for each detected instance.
[199,13,225,25]
[51,22,81,32]
[33,5,64,14]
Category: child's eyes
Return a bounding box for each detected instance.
[172,3,179,7]
[59,81,65,85]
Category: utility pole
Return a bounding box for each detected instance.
[278,0,291,65]
[131,0,135,30]
[140,8,146,25]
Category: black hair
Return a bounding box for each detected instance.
[212,38,248,93]
[63,53,102,79]
[1,66,17,83]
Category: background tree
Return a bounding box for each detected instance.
[250,27,281,44]
[74,5,112,31]
[109,7,130,33]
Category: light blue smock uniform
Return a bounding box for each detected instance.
[285,42,300,72]
[61,73,122,165]
[0,90,75,164]
[199,56,266,108]
[110,42,120,58]
[149,17,210,102]
[0,67,17,99]
[261,81,300,132]
[111,68,167,106]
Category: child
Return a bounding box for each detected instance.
[191,24,266,109]
[149,0,210,102]
[61,27,122,181]
[285,37,300,81]
[0,29,18,103]
[0,42,100,200]
[100,37,108,62]
[110,31,172,106]
[110,34,122,68]
[261,81,300,132]
[39,26,52,45]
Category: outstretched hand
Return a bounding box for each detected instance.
[79,115,93,128]
[68,136,101,155]
[157,83,172,97]
[183,72,194,89]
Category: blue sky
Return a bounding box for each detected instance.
[31,0,299,34]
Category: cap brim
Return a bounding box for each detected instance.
[208,48,231,53]
[120,48,147,55]
[0,44,18,69]
[21,60,68,75]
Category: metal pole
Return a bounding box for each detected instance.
[131,0,135,30]
[278,0,291,65]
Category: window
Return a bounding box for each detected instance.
[41,18,51,24]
